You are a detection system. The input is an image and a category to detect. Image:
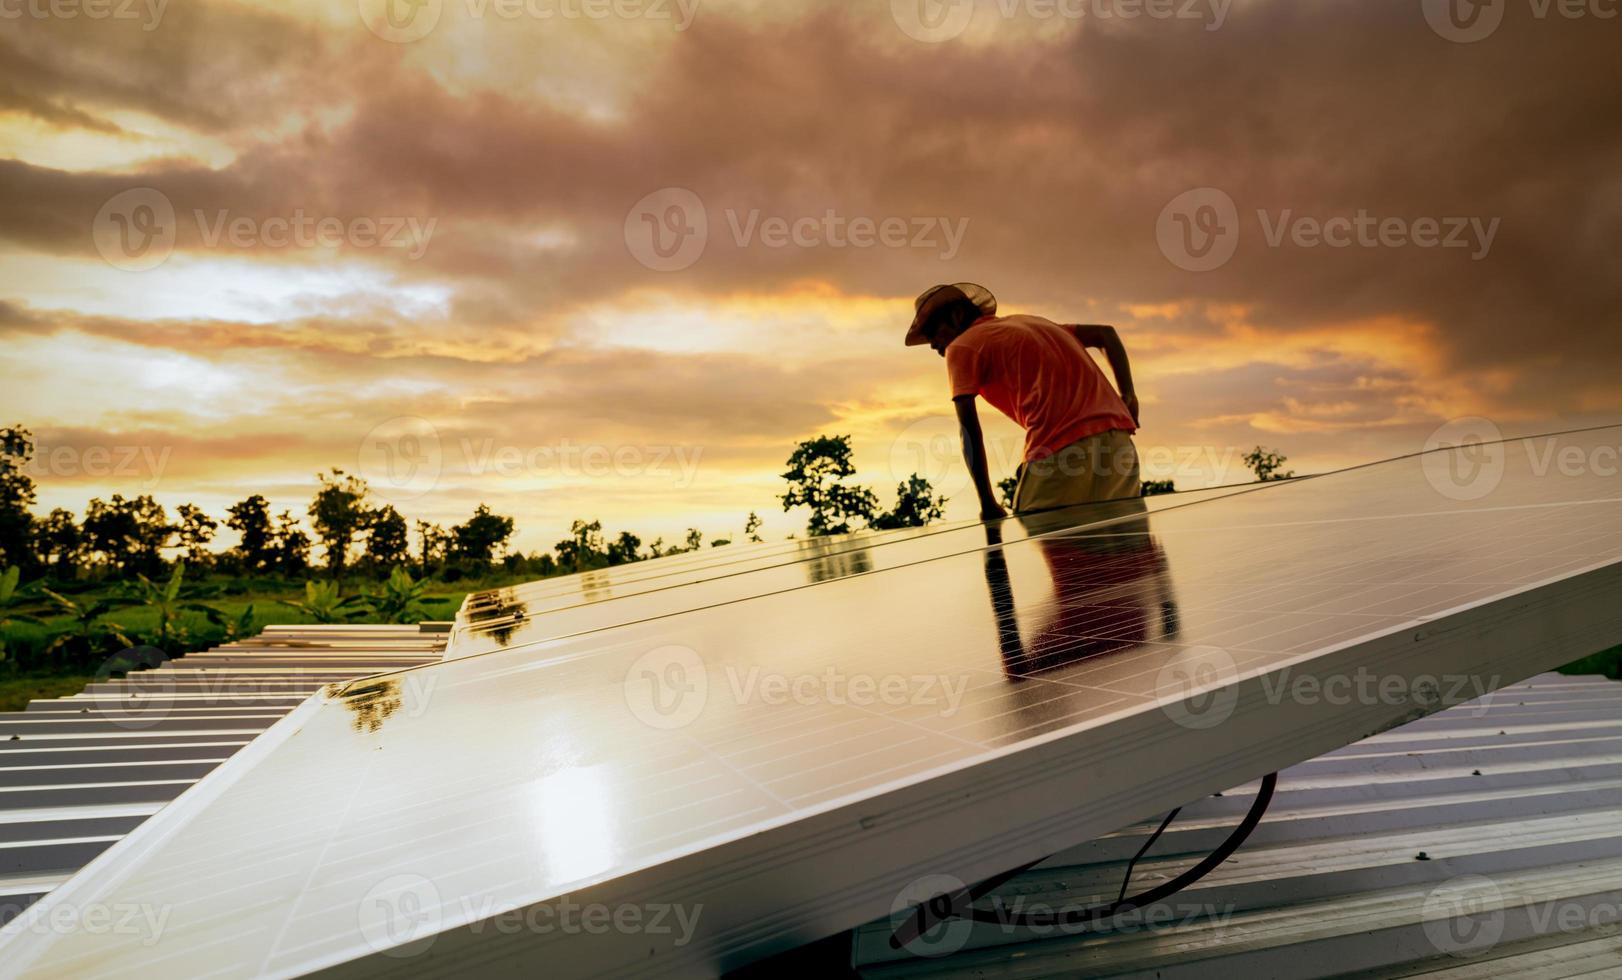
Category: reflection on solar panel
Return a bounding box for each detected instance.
[2,428,1620,978]
[448,483,1256,658]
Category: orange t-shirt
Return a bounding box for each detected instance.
[945,314,1136,462]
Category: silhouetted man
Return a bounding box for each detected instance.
[905,283,1141,518]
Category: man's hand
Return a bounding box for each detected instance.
[1123,391,1140,427]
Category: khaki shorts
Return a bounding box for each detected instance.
[1012,429,1141,514]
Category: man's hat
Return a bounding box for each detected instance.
[904,282,997,347]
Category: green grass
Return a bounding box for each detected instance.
[5,583,466,633]
[0,674,97,713]
[1,574,474,676]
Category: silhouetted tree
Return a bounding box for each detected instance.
[0,426,38,572]
[997,476,1018,511]
[272,511,311,575]
[871,473,947,530]
[780,435,879,537]
[452,504,515,566]
[34,508,82,575]
[226,495,278,572]
[1142,479,1177,496]
[415,520,450,576]
[128,496,173,574]
[175,504,218,566]
[82,494,169,574]
[1243,447,1295,482]
[308,469,370,576]
[606,530,642,566]
[554,518,605,572]
[364,505,411,570]
[744,511,763,543]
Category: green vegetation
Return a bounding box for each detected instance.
[1243,446,1296,482]
[1560,644,1622,680]
[778,434,950,536]
[279,579,368,625]
[361,567,432,625]
[0,673,98,713]
[35,583,136,669]
[0,567,482,675]
[121,563,227,652]
[0,423,963,683]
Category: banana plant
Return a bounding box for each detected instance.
[280,580,367,624]
[39,586,136,667]
[362,566,431,624]
[122,562,229,653]
[224,603,257,642]
[0,566,46,663]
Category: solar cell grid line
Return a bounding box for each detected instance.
[456,464,1621,663]
[3,428,1622,978]
[475,495,1156,612]
[466,421,1622,627]
[449,485,1263,658]
[477,516,972,606]
[507,497,1200,607]
[449,500,1140,649]
[474,484,1257,615]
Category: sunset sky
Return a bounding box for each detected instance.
[2,0,1618,553]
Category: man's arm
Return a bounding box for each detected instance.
[953,394,1006,520]
[1070,324,1140,427]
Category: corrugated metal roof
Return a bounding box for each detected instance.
[852,671,1622,978]
[0,624,447,923]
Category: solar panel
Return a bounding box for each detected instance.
[450,483,1258,658]
[2,428,1620,977]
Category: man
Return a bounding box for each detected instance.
[905,282,1141,519]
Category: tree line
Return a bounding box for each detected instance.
[0,422,1292,585]
[5,447,518,584]
[0,427,955,584]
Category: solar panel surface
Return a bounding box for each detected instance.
[2,427,1620,978]
[449,483,1256,658]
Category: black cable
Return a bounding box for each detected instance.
[888,771,1277,948]
[1118,806,1182,903]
